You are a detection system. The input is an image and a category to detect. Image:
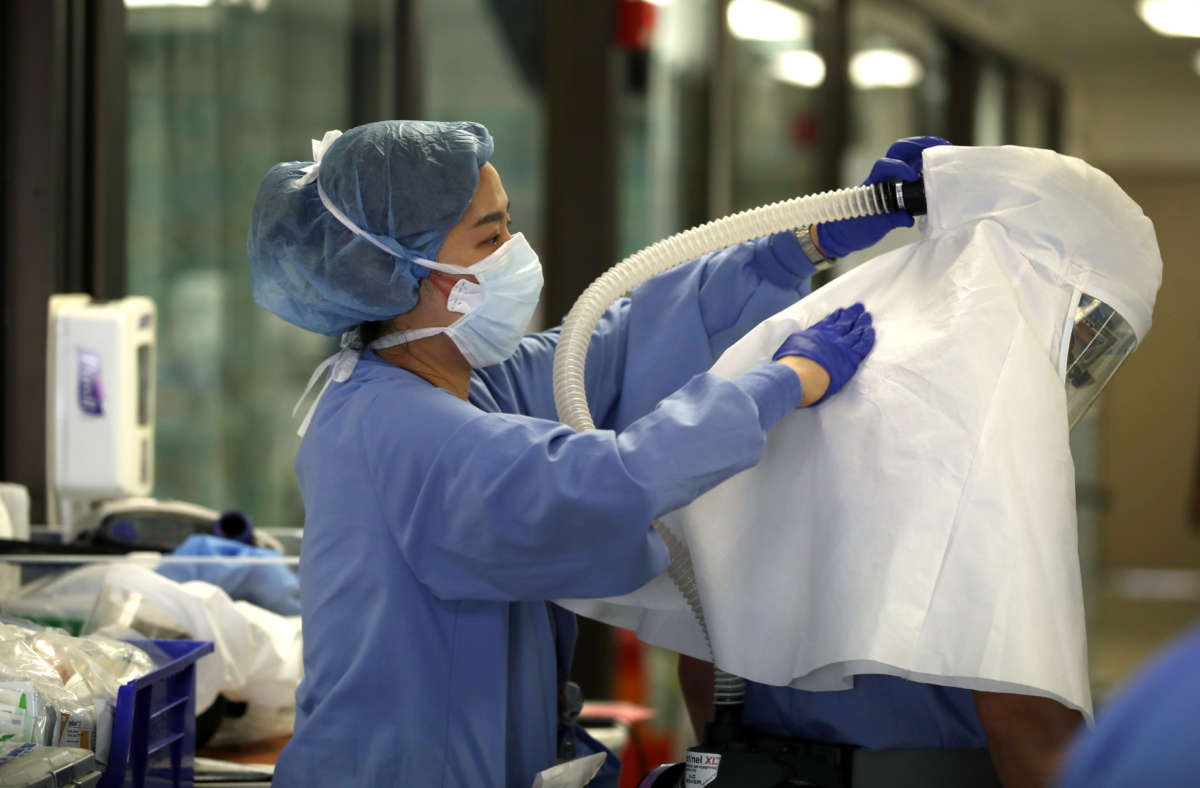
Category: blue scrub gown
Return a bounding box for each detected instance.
[742,677,987,751]
[272,231,816,787]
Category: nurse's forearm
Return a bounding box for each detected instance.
[773,356,830,407]
[974,690,1083,787]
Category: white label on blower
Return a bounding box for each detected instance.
[685,751,721,786]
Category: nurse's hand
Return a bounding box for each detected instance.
[813,135,949,258]
[773,303,875,406]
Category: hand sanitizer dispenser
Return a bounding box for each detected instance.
[46,294,156,537]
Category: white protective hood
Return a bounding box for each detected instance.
[561,146,1162,717]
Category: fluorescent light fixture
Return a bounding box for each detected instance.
[771,50,826,88]
[1138,0,1200,37]
[125,0,270,9]
[849,48,924,89]
[124,0,212,6]
[726,0,811,42]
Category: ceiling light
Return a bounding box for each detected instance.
[125,0,270,9]
[1137,0,1200,37]
[124,0,212,6]
[771,50,826,88]
[849,49,924,89]
[726,0,811,42]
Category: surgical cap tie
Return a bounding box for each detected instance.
[296,130,343,187]
[316,177,410,260]
[291,128,418,437]
[293,325,457,437]
[303,129,440,264]
[298,127,419,261]
[293,329,363,437]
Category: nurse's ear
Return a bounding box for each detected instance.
[373,276,456,337]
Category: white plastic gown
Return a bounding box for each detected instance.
[562,146,1163,719]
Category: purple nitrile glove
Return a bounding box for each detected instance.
[772,303,876,405]
[816,136,950,258]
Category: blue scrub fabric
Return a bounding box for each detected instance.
[272,231,817,787]
[1056,624,1200,787]
[742,676,988,751]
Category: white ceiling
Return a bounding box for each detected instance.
[907,0,1200,78]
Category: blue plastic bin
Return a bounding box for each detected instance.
[99,640,214,788]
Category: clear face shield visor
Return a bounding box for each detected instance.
[1065,292,1139,429]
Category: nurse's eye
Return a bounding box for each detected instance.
[482,219,512,248]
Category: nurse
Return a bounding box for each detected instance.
[247,120,932,786]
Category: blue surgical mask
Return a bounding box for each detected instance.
[369,232,543,368]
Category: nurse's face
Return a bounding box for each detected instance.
[434,163,513,270]
[398,163,512,333]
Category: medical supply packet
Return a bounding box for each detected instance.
[0,620,156,762]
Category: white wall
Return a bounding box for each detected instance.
[1058,59,1200,570]
[1066,65,1200,171]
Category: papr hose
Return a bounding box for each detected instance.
[553,178,926,702]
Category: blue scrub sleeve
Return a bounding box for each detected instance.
[473,231,816,425]
[473,299,633,428]
[678,229,818,360]
[743,676,988,750]
[618,230,815,428]
[1056,625,1200,787]
[367,363,802,602]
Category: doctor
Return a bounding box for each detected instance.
[248,120,932,786]
[676,145,1088,787]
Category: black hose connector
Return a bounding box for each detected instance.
[703,703,745,749]
[871,176,927,217]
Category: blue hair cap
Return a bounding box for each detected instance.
[248,120,494,336]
